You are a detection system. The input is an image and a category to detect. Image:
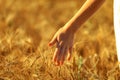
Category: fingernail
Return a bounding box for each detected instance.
[48,43,52,46]
[60,61,63,65]
[55,62,59,66]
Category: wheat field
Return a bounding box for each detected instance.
[0,0,120,80]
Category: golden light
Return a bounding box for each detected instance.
[114,0,120,63]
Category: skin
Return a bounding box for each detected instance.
[49,0,105,66]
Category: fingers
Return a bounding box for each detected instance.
[53,41,65,66]
[56,46,72,66]
[59,47,68,65]
[53,44,73,66]
[67,41,73,60]
[67,47,72,61]
[52,48,60,63]
[54,42,64,65]
[56,46,64,65]
[52,42,62,65]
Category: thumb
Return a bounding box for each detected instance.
[48,36,57,46]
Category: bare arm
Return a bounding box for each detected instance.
[64,0,105,33]
[49,0,105,66]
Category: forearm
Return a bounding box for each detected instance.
[63,0,105,33]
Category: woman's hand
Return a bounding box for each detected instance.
[49,27,74,66]
[48,0,105,66]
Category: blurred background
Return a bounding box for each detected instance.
[0,0,119,80]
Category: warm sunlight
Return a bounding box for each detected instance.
[114,0,120,62]
[0,0,119,80]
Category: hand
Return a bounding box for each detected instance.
[49,27,74,66]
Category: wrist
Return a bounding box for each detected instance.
[62,23,77,34]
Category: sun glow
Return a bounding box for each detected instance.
[114,0,120,62]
